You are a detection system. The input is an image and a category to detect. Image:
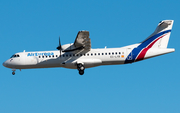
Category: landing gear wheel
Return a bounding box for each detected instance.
[79,66,84,70]
[79,70,84,75]
[12,71,15,75]
[77,63,85,75]
[77,64,83,69]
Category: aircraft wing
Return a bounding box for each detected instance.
[74,31,91,51]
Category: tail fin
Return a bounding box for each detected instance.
[140,20,174,49]
[125,20,174,64]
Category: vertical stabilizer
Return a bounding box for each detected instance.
[125,20,174,64]
[141,20,174,49]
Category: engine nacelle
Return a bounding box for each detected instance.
[61,43,76,52]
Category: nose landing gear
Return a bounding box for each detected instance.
[77,63,85,75]
[12,69,16,75]
[12,71,15,75]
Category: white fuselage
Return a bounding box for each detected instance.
[3,47,128,70]
[3,44,175,71]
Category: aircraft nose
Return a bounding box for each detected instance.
[3,61,8,67]
[3,60,10,68]
[3,61,6,67]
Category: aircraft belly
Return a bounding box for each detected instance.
[62,58,103,69]
[17,58,61,69]
[82,59,102,68]
[101,59,124,65]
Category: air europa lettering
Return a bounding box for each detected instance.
[27,52,54,56]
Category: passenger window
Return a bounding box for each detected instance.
[63,55,65,57]
[91,53,93,56]
[66,54,68,57]
[42,56,44,58]
[39,56,41,58]
[102,53,104,55]
[80,54,82,56]
[105,53,107,55]
[94,53,96,55]
[119,52,121,54]
[49,55,51,58]
[109,53,111,55]
[56,55,58,57]
[73,54,75,56]
[87,54,89,56]
[98,53,100,55]
[46,56,48,58]
[70,54,72,57]
[115,52,117,55]
[112,52,114,55]
[52,55,54,57]
[17,54,20,57]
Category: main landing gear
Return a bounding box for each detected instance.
[77,63,85,75]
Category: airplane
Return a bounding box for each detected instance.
[3,20,175,75]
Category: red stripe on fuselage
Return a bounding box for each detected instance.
[136,48,149,61]
[135,34,167,61]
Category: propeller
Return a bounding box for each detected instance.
[56,36,62,57]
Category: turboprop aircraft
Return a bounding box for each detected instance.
[3,20,175,75]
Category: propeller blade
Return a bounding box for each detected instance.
[56,36,62,57]
[59,36,61,47]
[56,36,61,49]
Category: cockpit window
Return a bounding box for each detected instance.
[10,54,20,58]
[10,55,14,58]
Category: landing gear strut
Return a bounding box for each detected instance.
[77,63,85,75]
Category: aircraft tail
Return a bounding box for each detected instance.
[125,20,174,64]
[140,20,174,49]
